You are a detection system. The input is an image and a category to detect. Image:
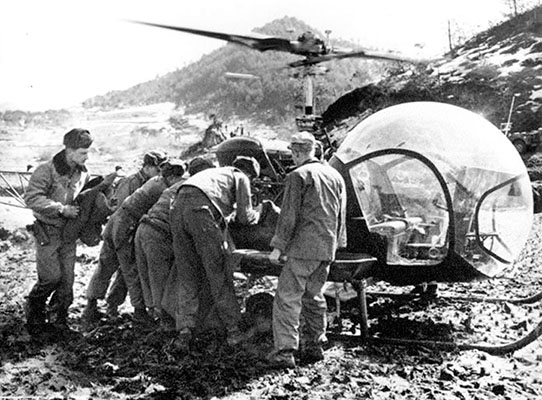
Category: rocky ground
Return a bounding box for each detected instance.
[1,197,542,399]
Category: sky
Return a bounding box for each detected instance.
[0,0,513,111]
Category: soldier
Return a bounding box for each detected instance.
[104,150,168,317]
[170,156,261,351]
[83,160,185,325]
[267,131,347,368]
[135,157,214,330]
[186,156,215,176]
[24,128,93,335]
[109,150,168,210]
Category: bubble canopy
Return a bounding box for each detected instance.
[333,102,533,278]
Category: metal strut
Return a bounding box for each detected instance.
[0,172,26,207]
[329,280,542,355]
[0,170,31,208]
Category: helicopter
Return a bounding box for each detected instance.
[130,20,422,136]
[130,20,542,353]
[129,21,420,67]
[219,101,541,354]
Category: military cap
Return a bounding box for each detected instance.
[233,155,260,179]
[143,150,168,167]
[63,128,93,149]
[188,156,215,176]
[288,131,316,149]
[160,159,186,177]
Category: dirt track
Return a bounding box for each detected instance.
[1,208,542,399]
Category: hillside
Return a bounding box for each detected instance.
[80,8,542,135]
[323,6,542,133]
[81,17,393,125]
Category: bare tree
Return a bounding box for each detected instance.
[504,0,542,17]
[511,0,518,16]
[446,20,471,53]
[447,20,454,53]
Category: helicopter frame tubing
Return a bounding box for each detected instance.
[0,169,31,209]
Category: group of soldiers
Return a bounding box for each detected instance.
[23,127,346,368]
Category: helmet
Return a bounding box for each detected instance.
[233,155,260,179]
[160,159,186,177]
[143,150,168,167]
[188,156,215,176]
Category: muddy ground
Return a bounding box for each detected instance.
[1,207,542,399]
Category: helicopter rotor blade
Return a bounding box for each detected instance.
[128,20,295,53]
[129,20,433,70]
[288,49,430,68]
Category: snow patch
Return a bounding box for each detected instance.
[530,88,542,100]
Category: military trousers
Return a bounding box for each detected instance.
[170,187,241,332]
[106,271,128,309]
[272,257,330,352]
[28,222,77,319]
[86,208,143,308]
[135,222,173,310]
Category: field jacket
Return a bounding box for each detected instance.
[110,169,150,211]
[120,176,169,222]
[270,159,347,261]
[142,180,186,237]
[24,150,89,228]
[179,166,259,225]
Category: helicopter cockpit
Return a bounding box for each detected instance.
[331,102,533,279]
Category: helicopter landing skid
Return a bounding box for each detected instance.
[328,325,542,355]
[328,281,542,356]
[365,288,542,305]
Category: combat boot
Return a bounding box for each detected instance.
[25,296,47,336]
[49,306,75,335]
[267,350,296,369]
[157,310,176,332]
[133,307,156,326]
[226,326,252,347]
[301,343,324,363]
[173,328,192,353]
[106,303,120,319]
[82,299,103,324]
